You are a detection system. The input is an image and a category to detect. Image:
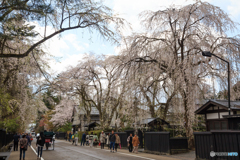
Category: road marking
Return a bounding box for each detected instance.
[30,145,44,160]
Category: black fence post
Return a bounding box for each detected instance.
[0,129,3,148]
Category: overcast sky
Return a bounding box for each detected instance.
[35,0,240,76]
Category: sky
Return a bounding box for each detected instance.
[34,0,240,80]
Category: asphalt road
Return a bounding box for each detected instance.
[33,139,157,160]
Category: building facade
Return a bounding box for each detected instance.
[195,100,240,130]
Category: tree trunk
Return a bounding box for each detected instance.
[183,93,194,149]
[149,105,156,118]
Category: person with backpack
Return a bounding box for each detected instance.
[36,132,45,160]
[19,135,28,160]
[71,133,75,145]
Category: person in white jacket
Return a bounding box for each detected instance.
[106,133,110,149]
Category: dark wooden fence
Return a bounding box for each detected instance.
[116,132,128,148]
[0,129,14,149]
[55,132,66,139]
[194,130,240,160]
[144,132,188,154]
[170,137,188,150]
[145,132,171,154]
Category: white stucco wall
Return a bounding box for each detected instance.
[220,112,229,118]
[206,113,219,119]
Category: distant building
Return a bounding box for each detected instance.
[72,106,100,132]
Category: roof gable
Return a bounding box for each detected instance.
[195,100,240,114]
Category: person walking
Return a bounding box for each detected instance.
[92,133,98,147]
[19,135,28,160]
[71,133,75,145]
[65,133,68,141]
[36,132,45,160]
[127,133,133,152]
[13,133,19,151]
[85,133,89,146]
[99,131,106,149]
[109,130,116,153]
[26,134,31,146]
[115,133,121,152]
[81,132,86,146]
[69,132,72,142]
[106,133,110,149]
[132,134,140,154]
[89,132,94,148]
[29,134,33,146]
[74,131,79,146]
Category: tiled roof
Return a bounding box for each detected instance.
[210,99,240,108]
[195,99,240,114]
[74,106,99,115]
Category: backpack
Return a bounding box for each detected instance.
[72,135,74,139]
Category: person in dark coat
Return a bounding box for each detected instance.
[26,134,31,146]
[13,133,19,151]
[69,132,72,142]
[109,130,116,153]
[127,133,133,152]
[65,133,68,141]
[81,132,86,146]
[36,132,45,160]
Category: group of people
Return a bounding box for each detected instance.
[13,132,46,160]
[127,133,140,153]
[13,133,33,151]
[13,133,33,160]
[65,130,140,153]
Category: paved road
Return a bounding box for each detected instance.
[30,139,189,160]
[39,140,156,160]
[26,139,195,160]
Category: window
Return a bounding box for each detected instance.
[208,120,228,130]
[209,121,214,130]
[221,121,227,130]
[214,122,220,130]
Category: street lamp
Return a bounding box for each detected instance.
[202,51,231,115]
